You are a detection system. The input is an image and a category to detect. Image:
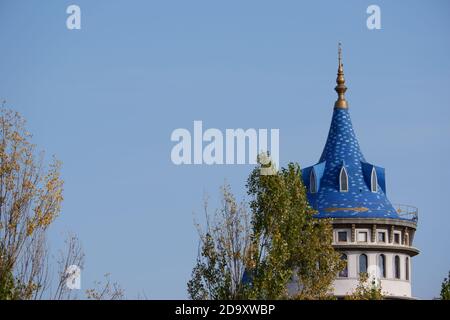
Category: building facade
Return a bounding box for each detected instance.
[301,46,419,299]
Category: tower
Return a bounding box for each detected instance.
[301,44,419,299]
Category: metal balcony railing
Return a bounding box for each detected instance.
[393,204,419,223]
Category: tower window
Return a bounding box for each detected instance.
[406,257,410,281]
[394,255,401,279]
[394,232,401,245]
[371,167,378,192]
[377,231,386,243]
[357,231,368,242]
[339,254,348,278]
[310,169,317,193]
[338,231,348,242]
[339,166,348,192]
[378,254,386,278]
[359,254,368,274]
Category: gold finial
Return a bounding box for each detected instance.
[334,42,348,109]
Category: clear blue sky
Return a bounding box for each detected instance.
[0,0,449,299]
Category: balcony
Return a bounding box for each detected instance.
[393,204,418,223]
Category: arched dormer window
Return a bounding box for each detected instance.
[371,167,378,192]
[339,166,348,192]
[310,169,317,193]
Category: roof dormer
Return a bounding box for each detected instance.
[339,165,349,192]
[361,161,386,194]
[301,161,326,194]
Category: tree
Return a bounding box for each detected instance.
[0,107,123,300]
[345,273,383,300]
[0,108,63,299]
[246,162,343,299]
[440,270,450,300]
[187,185,252,300]
[187,161,343,300]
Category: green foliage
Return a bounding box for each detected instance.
[440,270,450,300]
[345,273,384,300]
[0,268,19,300]
[187,185,251,300]
[187,234,233,300]
[246,162,343,299]
[187,162,344,300]
[0,247,25,300]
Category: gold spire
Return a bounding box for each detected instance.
[334,42,348,109]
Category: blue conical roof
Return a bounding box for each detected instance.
[302,107,401,219]
[301,47,403,220]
